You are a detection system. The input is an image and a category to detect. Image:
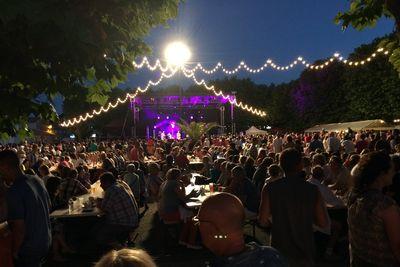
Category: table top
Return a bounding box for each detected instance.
[185,184,220,209]
[50,207,103,219]
[50,180,104,219]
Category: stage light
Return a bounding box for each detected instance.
[157,116,160,120]
[166,116,170,119]
[164,41,191,67]
[190,115,194,120]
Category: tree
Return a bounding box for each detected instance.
[177,120,218,142]
[0,0,182,139]
[335,0,400,75]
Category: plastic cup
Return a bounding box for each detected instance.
[209,183,214,193]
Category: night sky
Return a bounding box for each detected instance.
[125,0,394,89]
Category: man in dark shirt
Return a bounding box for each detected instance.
[259,148,328,266]
[0,150,51,267]
[196,193,286,267]
[309,134,324,152]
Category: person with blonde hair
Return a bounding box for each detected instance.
[95,248,157,267]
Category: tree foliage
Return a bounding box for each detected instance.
[177,120,218,142]
[0,0,182,138]
[335,0,400,75]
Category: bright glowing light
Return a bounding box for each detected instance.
[164,41,191,66]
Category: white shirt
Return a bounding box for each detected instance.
[327,136,341,153]
[341,140,355,154]
[308,178,344,208]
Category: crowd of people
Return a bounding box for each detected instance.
[1,129,400,266]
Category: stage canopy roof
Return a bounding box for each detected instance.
[245,126,269,135]
[304,119,395,133]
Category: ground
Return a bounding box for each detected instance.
[44,203,348,267]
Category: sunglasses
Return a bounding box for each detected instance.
[193,215,228,239]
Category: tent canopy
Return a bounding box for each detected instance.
[304,119,392,133]
[245,126,269,135]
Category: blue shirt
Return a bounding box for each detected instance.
[6,174,52,257]
[208,242,287,267]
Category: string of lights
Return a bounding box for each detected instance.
[60,68,267,127]
[60,70,178,127]
[132,47,390,74]
[181,69,267,117]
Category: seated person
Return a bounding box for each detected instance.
[158,168,196,224]
[57,168,89,205]
[196,193,286,266]
[265,164,283,185]
[158,168,199,248]
[162,155,175,176]
[225,166,259,218]
[95,172,139,247]
[199,156,212,178]
[176,149,190,170]
[95,248,156,267]
[253,157,274,193]
[210,159,224,184]
[39,164,62,206]
[76,165,91,189]
[122,164,140,203]
[147,162,163,202]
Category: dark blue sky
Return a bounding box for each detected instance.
[126,0,394,88]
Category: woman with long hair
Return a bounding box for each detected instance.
[348,151,400,266]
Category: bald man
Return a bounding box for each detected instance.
[196,193,286,267]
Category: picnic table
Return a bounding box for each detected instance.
[50,180,104,219]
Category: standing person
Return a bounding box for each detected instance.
[325,156,351,198]
[0,150,51,267]
[309,134,324,152]
[348,151,400,266]
[259,148,328,266]
[355,134,369,154]
[341,135,355,154]
[327,132,341,154]
[248,138,258,160]
[273,134,283,154]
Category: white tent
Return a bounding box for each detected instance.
[304,119,393,133]
[245,126,269,135]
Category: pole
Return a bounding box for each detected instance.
[220,106,225,135]
[231,91,236,134]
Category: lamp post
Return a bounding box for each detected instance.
[231,91,236,134]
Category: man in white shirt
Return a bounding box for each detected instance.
[308,165,344,260]
[326,132,341,154]
[341,135,355,154]
[272,135,283,153]
[325,156,351,197]
[308,166,344,208]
